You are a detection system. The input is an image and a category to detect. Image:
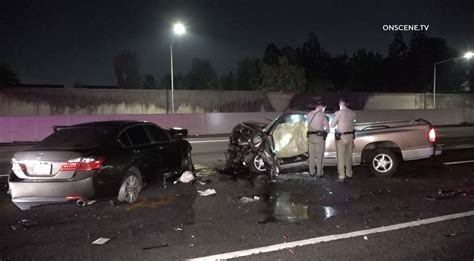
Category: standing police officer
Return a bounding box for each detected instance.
[307,101,329,177]
[330,97,356,182]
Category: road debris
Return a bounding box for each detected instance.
[175,227,183,231]
[179,171,195,183]
[239,196,260,203]
[443,232,465,238]
[364,236,369,240]
[142,244,169,250]
[11,219,37,231]
[426,189,459,201]
[92,237,111,245]
[323,206,337,219]
[197,188,216,196]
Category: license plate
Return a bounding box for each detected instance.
[33,162,52,175]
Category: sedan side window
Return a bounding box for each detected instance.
[118,132,131,147]
[144,125,170,143]
[126,126,151,146]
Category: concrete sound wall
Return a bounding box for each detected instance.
[1,87,474,116]
[0,109,472,143]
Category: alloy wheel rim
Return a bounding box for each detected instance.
[124,175,139,203]
[372,154,393,173]
[254,155,266,171]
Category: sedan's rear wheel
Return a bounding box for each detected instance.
[117,171,142,204]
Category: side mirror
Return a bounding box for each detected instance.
[168,128,188,140]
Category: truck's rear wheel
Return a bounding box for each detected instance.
[367,148,399,177]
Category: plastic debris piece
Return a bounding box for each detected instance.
[197,181,206,185]
[239,196,261,203]
[179,171,194,183]
[363,236,368,240]
[92,237,110,245]
[142,244,169,250]
[175,227,183,231]
[12,219,37,231]
[197,188,216,196]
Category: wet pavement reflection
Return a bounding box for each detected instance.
[259,185,339,224]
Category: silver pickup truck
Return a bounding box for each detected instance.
[226,111,441,180]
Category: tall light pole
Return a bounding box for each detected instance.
[433,51,473,109]
[170,22,186,113]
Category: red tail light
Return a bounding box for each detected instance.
[60,157,104,171]
[65,195,83,199]
[428,128,436,143]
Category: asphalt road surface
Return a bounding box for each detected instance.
[1,137,474,260]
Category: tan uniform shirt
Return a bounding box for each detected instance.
[307,110,329,131]
[330,108,356,132]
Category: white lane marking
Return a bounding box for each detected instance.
[0,174,9,177]
[189,139,228,144]
[189,210,474,261]
[443,160,474,165]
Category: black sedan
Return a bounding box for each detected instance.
[8,121,193,210]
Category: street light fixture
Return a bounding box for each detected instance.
[173,23,186,35]
[464,51,474,59]
[433,51,473,109]
[170,22,186,113]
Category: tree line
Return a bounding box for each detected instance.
[112,32,473,93]
[1,32,472,93]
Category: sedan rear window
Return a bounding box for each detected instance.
[126,126,151,146]
[38,127,110,148]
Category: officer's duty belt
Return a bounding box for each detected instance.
[335,130,355,140]
[307,130,328,139]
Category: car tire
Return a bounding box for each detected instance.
[249,154,267,174]
[181,147,194,172]
[117,169,143,204]
[367,148,399,177]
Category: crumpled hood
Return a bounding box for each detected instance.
[239,121,267,132]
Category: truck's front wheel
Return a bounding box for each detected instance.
[367,148,399,177]
[249,154,267,174]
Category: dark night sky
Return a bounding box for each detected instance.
[1,0,473,86]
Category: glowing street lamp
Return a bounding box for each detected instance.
[464,51,474,59]
[170,22,186,113]
[433,51,473,108]
[173,23,186,35]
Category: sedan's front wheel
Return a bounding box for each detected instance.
[117,171,142,204]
